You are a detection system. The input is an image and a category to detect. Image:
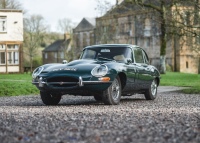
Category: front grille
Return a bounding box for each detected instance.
[47,76,78,88]
[47,77,78,82]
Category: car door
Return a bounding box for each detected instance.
[123,48,138,92]
[133,48,153,89]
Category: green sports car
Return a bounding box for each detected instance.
[32,44,160,105]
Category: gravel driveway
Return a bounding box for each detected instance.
[0,92,199,143]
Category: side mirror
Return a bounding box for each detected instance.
[126,58,132,64]
[62,60,68,64]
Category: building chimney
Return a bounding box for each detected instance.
[64,33,70,40]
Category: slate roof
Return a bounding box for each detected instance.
[85,18,96,26]
[73,18,96,32]
[43,39,70,52]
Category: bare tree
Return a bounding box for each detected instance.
[0,0,22,9]
[95,0,113,16]
[23,15,47,72]
[57,18,74,34]
[56,18,75,61]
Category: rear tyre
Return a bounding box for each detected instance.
[144,79,157,100]
[40,91,61,105]
[102,76,121,105]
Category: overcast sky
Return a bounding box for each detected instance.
[20,0,116,32]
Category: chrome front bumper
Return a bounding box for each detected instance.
[32,76,112,87]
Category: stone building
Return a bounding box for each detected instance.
[95,2,173,71]
[0,9,23,73]
[95,1,200,74]
[73,18,96,58]
[42,34,71,64]
[171,6,200,74]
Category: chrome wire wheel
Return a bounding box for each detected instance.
[111,78,120,101]
[151,79,157,96]
[144,79,158,100]
[102,76,122,105]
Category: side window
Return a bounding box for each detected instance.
[134,49,144,63]
[82,49,96,59]
[142,50,149,64]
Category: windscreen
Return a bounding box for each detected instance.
[81,47,132,63]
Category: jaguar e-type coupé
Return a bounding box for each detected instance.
[32,44,160,105]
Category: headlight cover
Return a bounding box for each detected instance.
[32,66,44,78]
[91,64,108,77]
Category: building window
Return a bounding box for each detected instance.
[104,26,107,33]
[186,61,189,69]
[7,44,15,50]
[13,52,19,64]
[0,16,7,32]
[8,52,12,64]
[6,44,19,65]
[54,53,57,58]
[144,18,151,37]
[135,37,138,45]
[45,53,48,59]
[0,44,5,50]
[60,52,64,59]
[184,11,190,26]
[145,18,151,30]
[0,52,5,64]
[195,35,200,44]
[120,24,125,34]
[146,38,150,47]
[15,45,19,49]
[7,52,19,64]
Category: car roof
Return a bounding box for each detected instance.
[84,44,140,50]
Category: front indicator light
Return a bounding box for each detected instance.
[98,77,110,82]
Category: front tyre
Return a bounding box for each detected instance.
[102,76,121,105]
[40,91,61,105]
[144,79,157,100]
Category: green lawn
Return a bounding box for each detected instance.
[0,72,199,96]
[160,72,200,94]
[0,74,39,96]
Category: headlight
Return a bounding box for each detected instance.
[91,64,108,77]
[32,66,44,78]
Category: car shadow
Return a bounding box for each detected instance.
[121,97,145,102]
[0,95,147,107]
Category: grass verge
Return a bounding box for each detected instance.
[160,72,200,94]
[0,74,39,96]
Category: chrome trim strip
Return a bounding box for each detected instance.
[48,82,77,85]
[83,81,112,84]
[32,81,112,84]
[32,80,112,85]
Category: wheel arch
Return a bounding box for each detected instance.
[117,72,127,90]
[155,77,160,86]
